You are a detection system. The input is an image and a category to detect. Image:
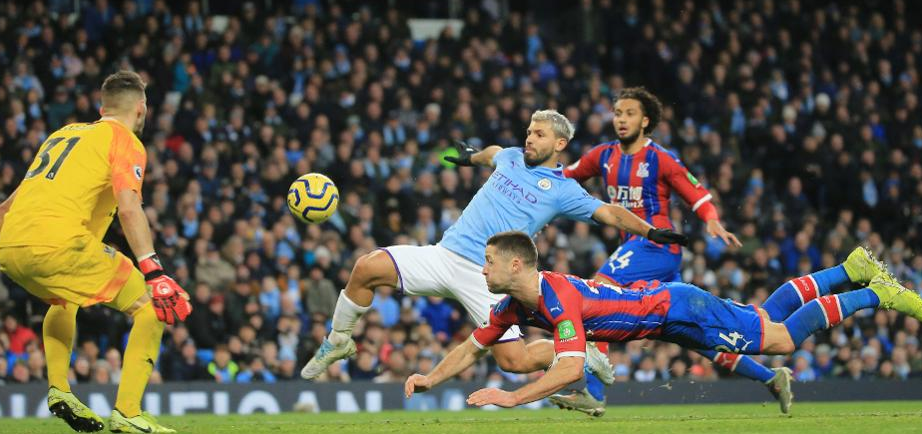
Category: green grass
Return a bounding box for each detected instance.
[2,401,922,433]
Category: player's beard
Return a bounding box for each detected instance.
[617,128,642,146]
[524,147,554,166]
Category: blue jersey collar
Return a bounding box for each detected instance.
[525,162,566,177]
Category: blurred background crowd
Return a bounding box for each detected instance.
[1,0,922,388]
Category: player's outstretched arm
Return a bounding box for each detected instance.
[405,338,487,398]
[592,204,689,246]
[469,145,503,167]
[468,355,584,408]
[445,141,502,168]
[663,155,742,247]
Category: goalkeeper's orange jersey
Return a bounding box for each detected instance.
[0,118,146,247]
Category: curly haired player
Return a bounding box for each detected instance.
[554,87,786,415]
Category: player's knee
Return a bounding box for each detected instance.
[777,339,796,355]
[763,327,796,355]
[494,354,523,372]
[351,250,397,289]
[133,301,164,329]
[351,251,381,282]
[784,341,795,354]
[494,351,530,373]
[765,340,795,355]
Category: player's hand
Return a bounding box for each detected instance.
[647,228,689,246]
[404,373,433,398]
[444,141,478,166]
[140,254,192,325]
[149,276,192,325]
[467,388,517,408]
[706,220,742,247]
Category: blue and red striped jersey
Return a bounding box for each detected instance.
[564,139,717,252]
[471,271,671,357]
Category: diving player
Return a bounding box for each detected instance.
[404,231,920,410]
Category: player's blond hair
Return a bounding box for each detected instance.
[101,70,146,113]
[531,109,575,142]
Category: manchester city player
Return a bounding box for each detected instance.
[301,109,687,380]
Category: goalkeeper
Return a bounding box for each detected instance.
[0,71,190,433]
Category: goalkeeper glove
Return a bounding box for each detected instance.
[139,254,192,325]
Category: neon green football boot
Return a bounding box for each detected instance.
[109,409,176,433]
[47,387,105,432]
[870,273,922,321]
[842,246,887,285]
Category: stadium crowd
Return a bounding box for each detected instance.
[1,0,922,388]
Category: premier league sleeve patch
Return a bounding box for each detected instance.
[557,320,576,341]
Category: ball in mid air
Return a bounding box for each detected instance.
[287,173,339,224]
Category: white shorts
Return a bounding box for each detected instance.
[381,244,521,342]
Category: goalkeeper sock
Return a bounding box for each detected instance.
[762,265,848,321]
[783,289,879,347]
[329,291,370,345]
[115,302,164,418]
[43,303,79,393]
[698,350,774,383]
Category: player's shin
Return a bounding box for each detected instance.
[762,266,849,321]
[584,371,606,402]
[43,302,79,393]
[582,341,612,400]
[115,302,164,417]
[329,290,370,345]
[699,350,774,382]
[782,290,879,348]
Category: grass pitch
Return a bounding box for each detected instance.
[1,401,921,433]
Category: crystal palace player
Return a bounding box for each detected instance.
[405,231,922,409]
[553,87,778,415]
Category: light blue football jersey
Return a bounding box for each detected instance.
[439,147,605,265]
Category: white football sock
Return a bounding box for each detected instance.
[329,290,370,345]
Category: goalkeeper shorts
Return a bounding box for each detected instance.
[0,234,145,310]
